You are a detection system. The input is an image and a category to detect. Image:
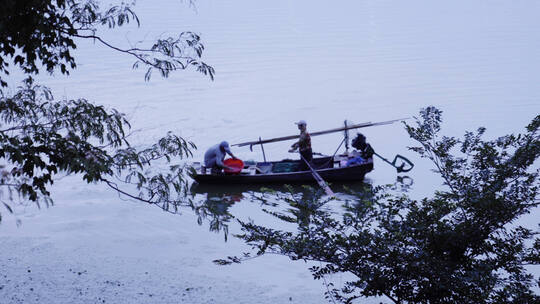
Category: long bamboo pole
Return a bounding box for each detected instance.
[232,118,408,147]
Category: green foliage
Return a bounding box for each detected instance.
[0,79,196,220]
[220,107,540,303]
[0,0,216,222]
[0,0,214,87]
[0,0,77,86]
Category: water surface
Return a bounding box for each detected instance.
[3,0,539,301]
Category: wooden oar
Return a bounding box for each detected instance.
[232,118,408,147]
[299,154,335,196]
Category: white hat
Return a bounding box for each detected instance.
[294,120,307,126]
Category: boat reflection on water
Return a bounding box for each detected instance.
[189,190,242,240]
[189,175,414,238]
[396,175,414,191]
[189,180,379,198]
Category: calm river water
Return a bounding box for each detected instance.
[2,0,539,302]
[18,0,537,197]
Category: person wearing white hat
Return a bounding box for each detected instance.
[289,120,312,171]
[204,141,237,174]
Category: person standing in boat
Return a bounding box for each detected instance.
[204,141,238,174]
[289,120,313,171]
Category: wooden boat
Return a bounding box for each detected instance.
[191,155,374,184]
[191,118,412,187]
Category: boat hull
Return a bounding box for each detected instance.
[192,160,373,185]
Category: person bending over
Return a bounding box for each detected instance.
[204,141,237,174]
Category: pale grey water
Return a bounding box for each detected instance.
[3,0,540,301]
[15,0,537,196]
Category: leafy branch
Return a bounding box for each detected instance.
[0,78,197,221]
[218,107,540,303]
[0,0,213,87]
